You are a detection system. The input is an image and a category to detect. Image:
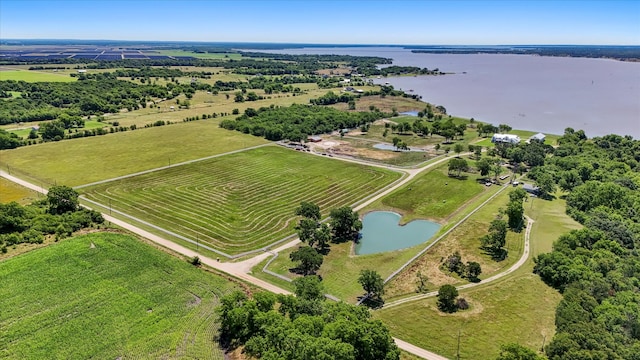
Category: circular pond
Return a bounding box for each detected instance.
[355,211,440,255]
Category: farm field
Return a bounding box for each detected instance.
[81,146,401,255]
[375,196,582,360]
[0,177,40,204]
[370,160,487,223]
[0,232,239,360]
[0,120,269,187]
[0,69,76,82]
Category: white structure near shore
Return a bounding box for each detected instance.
[491,133,521,144]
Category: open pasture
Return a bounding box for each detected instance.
[81,146,401,255]
[0,120,268,187]
[372,161,486,223]
[0,69,76,82]
[376,196,581,360]
[0,177,40,204]
[0,232,238,360]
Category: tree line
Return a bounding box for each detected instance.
[0,185,104,254]
[527,130,640,358]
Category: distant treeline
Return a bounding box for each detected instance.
[411,46,640,61]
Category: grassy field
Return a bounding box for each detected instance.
[0,177,40,204]
[375,195,582,360]
[0,120,268,187]
[384,189,524,298]
[0,232,239,360]
[0,69,76,82]
[372,160,487,223]
[259,238,431,302]
[81,146,401,255]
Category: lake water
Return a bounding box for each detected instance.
[252,47,640,138]
[355,211,440,255]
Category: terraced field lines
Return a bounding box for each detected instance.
[81,146,401,255]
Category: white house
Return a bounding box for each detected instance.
[491,134,521,144]
[528,133,546,143]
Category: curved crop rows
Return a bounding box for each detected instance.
[82,146,400,254]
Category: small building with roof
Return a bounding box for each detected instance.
[528,133,546,143]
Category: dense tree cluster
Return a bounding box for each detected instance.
[531,130,640,359]
[0,78,169,124]
[219,104,385,141]
[441,251,482,282]
[0,186,104,253]
[217,286,400,360]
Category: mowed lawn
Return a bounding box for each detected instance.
[0,232,238,360]
[0,70,76,82]
[376,196,582,360]
[0,121,268,187]
[371,160,486,223]
[81,146,401,255]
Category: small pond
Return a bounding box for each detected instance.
[399,111,419,116]
[373,143,424,152]
[355,211,440,255]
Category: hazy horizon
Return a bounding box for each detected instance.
[1,0,638,45]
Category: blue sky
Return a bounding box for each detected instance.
[1,0,639,45]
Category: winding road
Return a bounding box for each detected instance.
[0,148,533,360]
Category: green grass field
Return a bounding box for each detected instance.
[0,120,268,187]
[373,160,486,223]
[375,195,582,360]
[0,232,238,360]
[0,177,40,204]
[81,146,401,254]
[0,70,76,82]
[384,189,524,298]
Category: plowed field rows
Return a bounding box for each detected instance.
[82,146,400,254]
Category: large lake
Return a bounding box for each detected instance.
[253,47,640,138]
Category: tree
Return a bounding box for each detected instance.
[39,121,65,141]
[314,223,332,251]
[293,275,325,301]
[358,269,384,300]
[496,343,543,360]
[448,158,469,177]
[506,189,526,232]
[295,201,321,221]
[296,218,318,245]
[536,172,556,198]
[435,143,441,153]
[329,206,362,242]
[481,219,508,259]
[290,246,323,275]
[437,284,459,313]
[46,185,79,214]
[466,261,482,282]
[477,158,492,177]
[453,143,464,156]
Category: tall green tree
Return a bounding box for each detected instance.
[46,185,79,214]
[293,275,325,301]
[290,246,323,275]
[295,201,321,221]
[358,269,385,300]
[329,206,362,242]
[437,284,459,313]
